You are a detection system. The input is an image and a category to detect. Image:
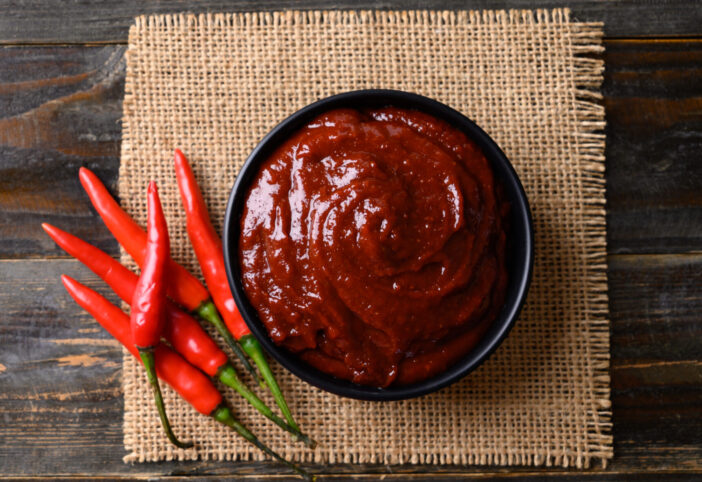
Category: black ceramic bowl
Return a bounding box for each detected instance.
[223,90,533,401]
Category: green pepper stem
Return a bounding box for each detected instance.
[195,300,261,385]
[139,349,193,449]
[239,334,300,434]
[217,364,316,449]
[212,405,315,481]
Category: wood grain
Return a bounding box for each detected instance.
[608,254,702,471]
[0,46,124,258]
[0,255,700,476]
[604,40,702,254]
[1,1,702,44]
[0,259,125,475]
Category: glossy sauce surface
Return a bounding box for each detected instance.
[239,107,509,387]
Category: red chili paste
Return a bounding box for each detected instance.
[239,107,509,387]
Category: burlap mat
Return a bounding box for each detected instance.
[119,9,612,468]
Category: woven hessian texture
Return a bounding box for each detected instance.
[119,9,612,468]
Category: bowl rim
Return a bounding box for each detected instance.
[223,89,533,401]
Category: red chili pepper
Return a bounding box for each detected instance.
[61,274,221,415]
[79,167,259,383]
[79,168,207,311]
[130,181,192,449]
[131,182,169,348]
[44,222,222,376]
[43,223,315,447]
[60,275,314,480]
[172,150,246,338]
[173,149,300,434]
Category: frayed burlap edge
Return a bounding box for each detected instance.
[569,22,612,466]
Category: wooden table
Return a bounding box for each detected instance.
[1,2,701,480]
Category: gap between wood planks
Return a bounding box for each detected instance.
[1,33,702,47]
[5,469,702,479]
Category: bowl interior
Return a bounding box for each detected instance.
[223,90,533,401]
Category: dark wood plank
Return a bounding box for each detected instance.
[2,40,702,258]
[1,255,701,476]
[604,39,702,254]
[608,254,702,471]
[0,46,125,258]
[0,1,701,45]
[0,259,127,474]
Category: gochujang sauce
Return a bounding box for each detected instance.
[240,107,509,387]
